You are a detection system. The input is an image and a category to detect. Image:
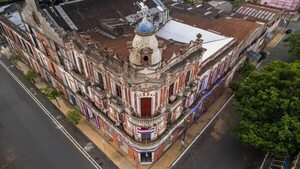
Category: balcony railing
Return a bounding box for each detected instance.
[167,95,182,112]
[126,110,166,127]
[92,84,106,99]
[70,69,90,86]
[109,97,124,113]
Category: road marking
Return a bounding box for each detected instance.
[256,60,264,69]
[274,33,285,47]
[259,153,269,169]
[0,60,102,169]
[171,94,235,167]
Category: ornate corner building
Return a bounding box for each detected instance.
[0,0,283,164]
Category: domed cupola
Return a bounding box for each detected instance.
[128,3,162,71]
[136,17,155,35]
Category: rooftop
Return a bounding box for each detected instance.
[43,0,164,32]
[172,10,261,44]
[234,3,283,23]
[0,3,25,31]
[156,20,234,62]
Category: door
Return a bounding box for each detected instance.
[141,98,152,118]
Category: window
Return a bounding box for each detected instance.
[97,72,104,90]
[143,56,149,61]
[27,44,34,56]
[168,83,174,100]
[115,84,122,98]
[141,152,152,163]
[54,42,65,66]
[198,80,203,92]
[140,98,152,118]
[141,133,151,142]
[28,26,39,49]
[42,41,49,56]
[185,70,191,85]
[0,23,5,34]
[76,57,84,73]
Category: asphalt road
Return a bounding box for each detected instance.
[173,21,299,169]
[173,99,265,169]
[0,57,117,169]
[261,21,300,67]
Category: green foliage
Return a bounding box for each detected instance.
[234,61,300,156]
[228,0,245,8]
[67,109,82,125]
[259,51,267,61]
[229,80,240,92]
[8,53,19,65]
[41,86,60,107]
[237,60,255,78]
[184,0,198,4]
[284,31,300,57]
[25,70,38,84]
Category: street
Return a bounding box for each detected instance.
[173,98,265,169]
[0,56,117,169]
[261,21,300,66]
[172,21,299,169]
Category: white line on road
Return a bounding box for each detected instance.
[0,60,102,169]
[274,33,286,47]
[256,59,264,69]
[171,94,235,168]
[259,153,269,169]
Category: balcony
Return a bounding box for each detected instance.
[109,97,124,113]
[167,95,182,112]
[76,90,91,104]
[70,68,90,86]
[126,111,166,127]
[92,84,106,99]
[183,82,197,97]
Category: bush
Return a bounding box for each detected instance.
[259,51,267,61]
[67,109,82,125]
[8,53,19,65]
[25,70,38,84]
[229,80,240,91]
[41,86,60,107]
[237,60,255,77]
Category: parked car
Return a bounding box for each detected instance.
[285,29,292,34]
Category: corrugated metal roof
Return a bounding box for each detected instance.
[156,20,234,62]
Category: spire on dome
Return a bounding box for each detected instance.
[136,1,155,35]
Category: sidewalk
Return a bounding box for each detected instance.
[2,48,233,169]
[150,89,232,169]
[266,30,285,48]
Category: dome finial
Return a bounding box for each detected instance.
[136,1,154,35]
[140,1,149,19]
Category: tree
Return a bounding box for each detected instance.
[234,61,300,157]
[259,51,268,61]
[8,53,19,66]
[41,86,60,107]
[67,109,82,125]
[228,0,245,8]
[284,31,300,57]
[184,0,198,4]
[25,70,38,84]
[237,59,255,77]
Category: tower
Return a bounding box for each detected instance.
[129,3,162,72]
